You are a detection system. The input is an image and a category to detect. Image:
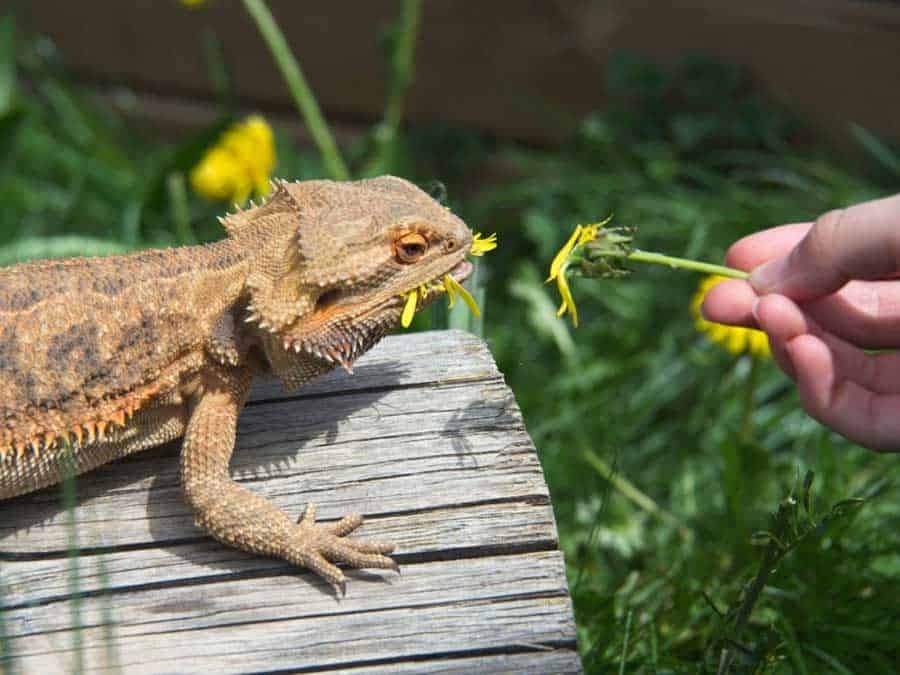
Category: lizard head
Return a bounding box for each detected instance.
[228,176,473,387]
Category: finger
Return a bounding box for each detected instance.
[803,280,900,349]
[751,294,805,377]
[754,293,900,394]
[705,277,900,350]
[725,222,812,271]
[750,194,900,300]
[753,294,900,452]
[785,335,900,453]
[701,278,757,326]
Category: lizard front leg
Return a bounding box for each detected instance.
[180,369,397,593]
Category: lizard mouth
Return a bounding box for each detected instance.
[277,259,474,373]
[394,259,475,328]
[403,259,473,305]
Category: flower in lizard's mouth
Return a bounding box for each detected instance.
[398,232,495,328]
[399,259,474,327]
[399,260,474,327]
[275,230,492,375]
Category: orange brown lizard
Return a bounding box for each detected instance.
[0,176,475,594]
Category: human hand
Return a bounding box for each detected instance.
[701,194,900,452]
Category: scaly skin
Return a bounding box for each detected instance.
[0,176,473,593]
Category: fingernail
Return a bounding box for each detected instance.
[749,257,787,294]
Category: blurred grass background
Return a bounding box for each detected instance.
[1,8,899,673]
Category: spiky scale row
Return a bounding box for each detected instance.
[0,392,151,464]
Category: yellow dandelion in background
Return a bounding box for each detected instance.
[190,115,276,205]
[179,0,208,8]
[691,275,770,358]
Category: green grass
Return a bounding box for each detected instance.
[1,12,899,673]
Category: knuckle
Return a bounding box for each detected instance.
[802,207,852,280]
[808,208,845,258]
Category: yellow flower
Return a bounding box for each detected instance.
[691,275,770,358]
[470,232,498,256]
[190,115,276,204]
[400,275,482,329]
[179,0,208,7]
[546,217,612,327]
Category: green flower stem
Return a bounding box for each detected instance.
[364,0,422,176]
[166,171,196,245]
[617,249,749,279]
[383,0,421,136]
[241,0,350,181]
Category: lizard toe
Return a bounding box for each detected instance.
[287,507,399,590]
[320,540,399,572]
[326,513,364,536]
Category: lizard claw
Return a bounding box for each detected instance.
[288,502,398,593]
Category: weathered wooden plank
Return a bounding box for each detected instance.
[0,330,580,673]
[339,650,584,674]
[0,501,557,608]
[3,552,575,673]
[3,551,567,637]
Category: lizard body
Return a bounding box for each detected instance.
[0,176,473,592]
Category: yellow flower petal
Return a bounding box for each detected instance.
[401,289,418,328]
[555,266,578,327]
[470,232,498,256]
[443,274,458,308]
[444,274,481,318]
[547,225,582,282]
[576,225,597,246]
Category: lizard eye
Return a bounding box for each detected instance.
[395,232,428,264]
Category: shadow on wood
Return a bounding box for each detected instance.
[0,330,581,674]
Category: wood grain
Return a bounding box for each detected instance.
[0,330,580,673]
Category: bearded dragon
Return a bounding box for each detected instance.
[0,176,476,594]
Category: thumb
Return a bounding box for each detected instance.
[750,194,900,301]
